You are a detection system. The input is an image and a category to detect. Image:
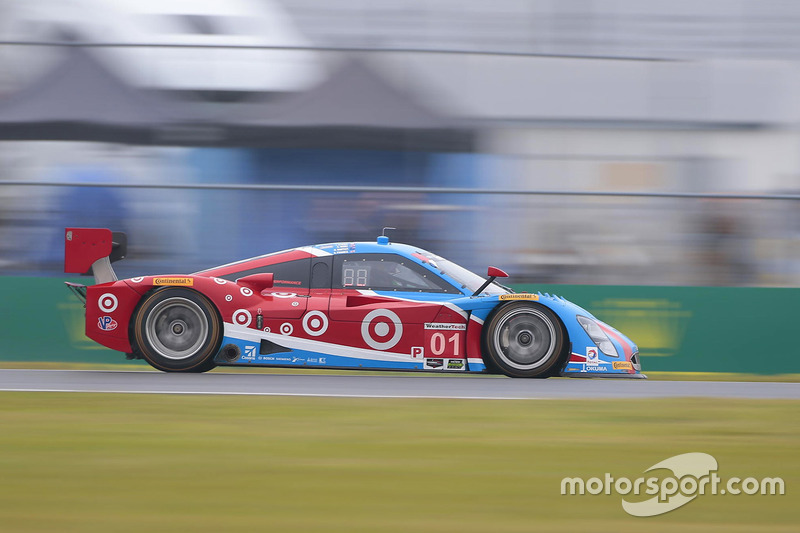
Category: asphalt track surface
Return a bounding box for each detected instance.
[0,369,798,399]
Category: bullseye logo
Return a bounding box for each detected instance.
[240,287,253,297]
[361,309,403,350]
[98,293,118,313]
[280,323,294,335]
[302,311,329,336]
[97,316,118,331]
[268,292,297,299]
[213,278,227,285]
[232,309,252,327]
[130,276,144,283]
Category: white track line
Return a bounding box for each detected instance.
[0,388,540,400]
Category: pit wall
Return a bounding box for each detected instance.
[1,277,796,374]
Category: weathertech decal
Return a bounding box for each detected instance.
[153,277,193,286]
[499,293,539,301]
[424,323,467,330]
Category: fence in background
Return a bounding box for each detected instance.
[1,181,799,287]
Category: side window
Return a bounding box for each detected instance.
[311,259,332,289]
[336,254,456,293]
[222,258,311,288]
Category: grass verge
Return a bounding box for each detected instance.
[0,393,796,533]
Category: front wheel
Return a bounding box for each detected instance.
[133,288,222,372]
[482,302,567,378]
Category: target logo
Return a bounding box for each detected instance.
[361,309,403,350]
[240,287,253,297]
[268,292,297,299]
[280,322,294,335]
[214,278,227,285]
[302,311,329,337]
[232,309,252,327]
[98,293,118,313]
[130,276,144,283]
[225,295,233,302]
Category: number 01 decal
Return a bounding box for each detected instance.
[426,331,464,357]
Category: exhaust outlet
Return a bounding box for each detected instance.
[220,344,241,362]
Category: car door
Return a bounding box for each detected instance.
[327,253,465,364]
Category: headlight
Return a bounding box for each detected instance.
[576,316,618,357]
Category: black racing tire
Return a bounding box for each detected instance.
[482,302,567,378]
[133,288,222,373]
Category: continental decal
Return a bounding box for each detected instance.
[153,277,194,287]
[499,293,539,301]
[613,361,633,370]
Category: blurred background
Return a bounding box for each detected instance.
[0,0,799,286]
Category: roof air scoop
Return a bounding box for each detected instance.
[377,227,396,245]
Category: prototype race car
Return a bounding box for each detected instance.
[64,228,644,378]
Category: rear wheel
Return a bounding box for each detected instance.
[133,288,221,373]
[482,302,566,378]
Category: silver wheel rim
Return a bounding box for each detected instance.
[492,308,556,371]
[145,297,208,360]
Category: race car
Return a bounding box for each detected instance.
[64,227,644,378]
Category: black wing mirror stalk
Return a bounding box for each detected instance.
[472,266,508,297]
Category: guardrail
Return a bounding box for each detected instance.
[0,40,677,62]
[1,181,798,201]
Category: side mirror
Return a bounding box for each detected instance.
[236,272,274,292]
[487,266,509,278]
[472,266,509,297]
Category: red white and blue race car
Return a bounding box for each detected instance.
[64,228,644,378]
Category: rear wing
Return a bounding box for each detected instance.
[64,228,127,285]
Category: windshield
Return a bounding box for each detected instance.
[413,251,508,296]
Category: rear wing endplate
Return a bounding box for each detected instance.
[64,228,127,285]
